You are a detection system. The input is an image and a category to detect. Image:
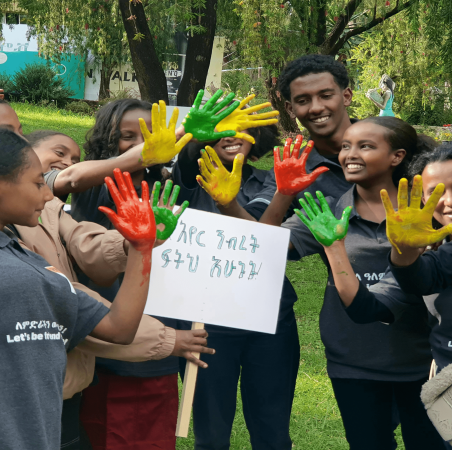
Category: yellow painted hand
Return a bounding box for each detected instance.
[196,146,244,206]
[216,94,279,144]
[140,100,193,166]
[381,175,452,254]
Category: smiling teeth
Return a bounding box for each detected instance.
[347,164,364,169]
[224,145,241,150]
[312,116,330,123]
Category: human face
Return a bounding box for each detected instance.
[422,160,452,227]
[285,72,352,139]
[212,132,253,166]
[118,108,152,155]
[0,149,53,229]
[339,121,406,187]
[0,104,23,136]
[33,135,81,173]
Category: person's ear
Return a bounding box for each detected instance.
[285,101,296,119]
[249,155,259,162]
[343,88,353,107]
[392,149,407,167]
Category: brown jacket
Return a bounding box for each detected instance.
[14,197,176,399]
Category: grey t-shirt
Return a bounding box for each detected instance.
[0,231,109,449]
[281,186,432,381]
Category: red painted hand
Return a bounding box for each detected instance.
[99,169,157,251]
[274,136,329,196]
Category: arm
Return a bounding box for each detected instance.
[58,208,127,287]
[89,169,157,345]
[54,103,192,198]
[366,90,390,110]
[53,144,147,198]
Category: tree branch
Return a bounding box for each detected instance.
[322,0,364,51]
[325,0,417,56]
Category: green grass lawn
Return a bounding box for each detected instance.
[15,104,405,449]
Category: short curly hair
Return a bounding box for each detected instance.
[278,54,349,101]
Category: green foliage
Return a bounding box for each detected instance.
[0,72,15,94]
[349,8,452,126]
[13,63,74,106]
[65,101,92,115]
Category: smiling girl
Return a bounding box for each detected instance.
[263,117,444,449]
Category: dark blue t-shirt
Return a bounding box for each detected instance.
[71,170,179,378]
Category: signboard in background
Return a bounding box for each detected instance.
[144,208,290,334]
[0,24,85,99]
[85,36,225,105]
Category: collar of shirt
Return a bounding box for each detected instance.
[334,184,359,220]
[0,229,24,251]
[247,165,267,184]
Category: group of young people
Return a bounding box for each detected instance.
[1,52,452,450]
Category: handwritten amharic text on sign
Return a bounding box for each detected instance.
[144,208,290,334]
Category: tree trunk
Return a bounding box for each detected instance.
[265,74,298,134]
[99,64,113,100]
[118,0,168,103]
[177,0,218,106]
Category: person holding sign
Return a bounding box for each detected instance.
[0,131,158,450]
[173,120,304,449]
[269,117,442,448]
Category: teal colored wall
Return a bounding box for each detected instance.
[0,52,85,99]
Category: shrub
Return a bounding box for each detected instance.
[0,72,16,97]
[66,101,92,115]
[13,63,74,106]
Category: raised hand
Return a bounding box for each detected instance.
[274,136,329,196]
[151,179,188,242]
[140,101,193,166]
[216,94,279,144]
[196,145,244,206]
[381,175,452,254]
[182,89,240,142]
[295,191,352,246]
[99,169,156,252]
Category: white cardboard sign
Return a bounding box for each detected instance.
[144,208,290,334]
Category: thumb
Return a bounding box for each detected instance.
[175,133,193,152]
[340,205,353,224]
[429,227,452,246]
[309,166,329,180]
[232,153,244,178]
[98,206,118,224]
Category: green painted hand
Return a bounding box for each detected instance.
[151,180,189,241]
[295,191,352,246]
[182,89,240,142]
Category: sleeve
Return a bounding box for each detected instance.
[71,282,176,361]
[44,170,69,203]
[58,209,127,287]
[244,169,276,218]
[281,213,324,261]
[346,270,424,324]
[389,242,452,295]
[68,288,110,352]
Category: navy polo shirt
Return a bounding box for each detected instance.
[281,186,432,381]
[245,143,352,220]
[0,230,108,449]
[388,243,452,372]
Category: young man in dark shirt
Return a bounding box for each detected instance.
[218,54,355,222]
